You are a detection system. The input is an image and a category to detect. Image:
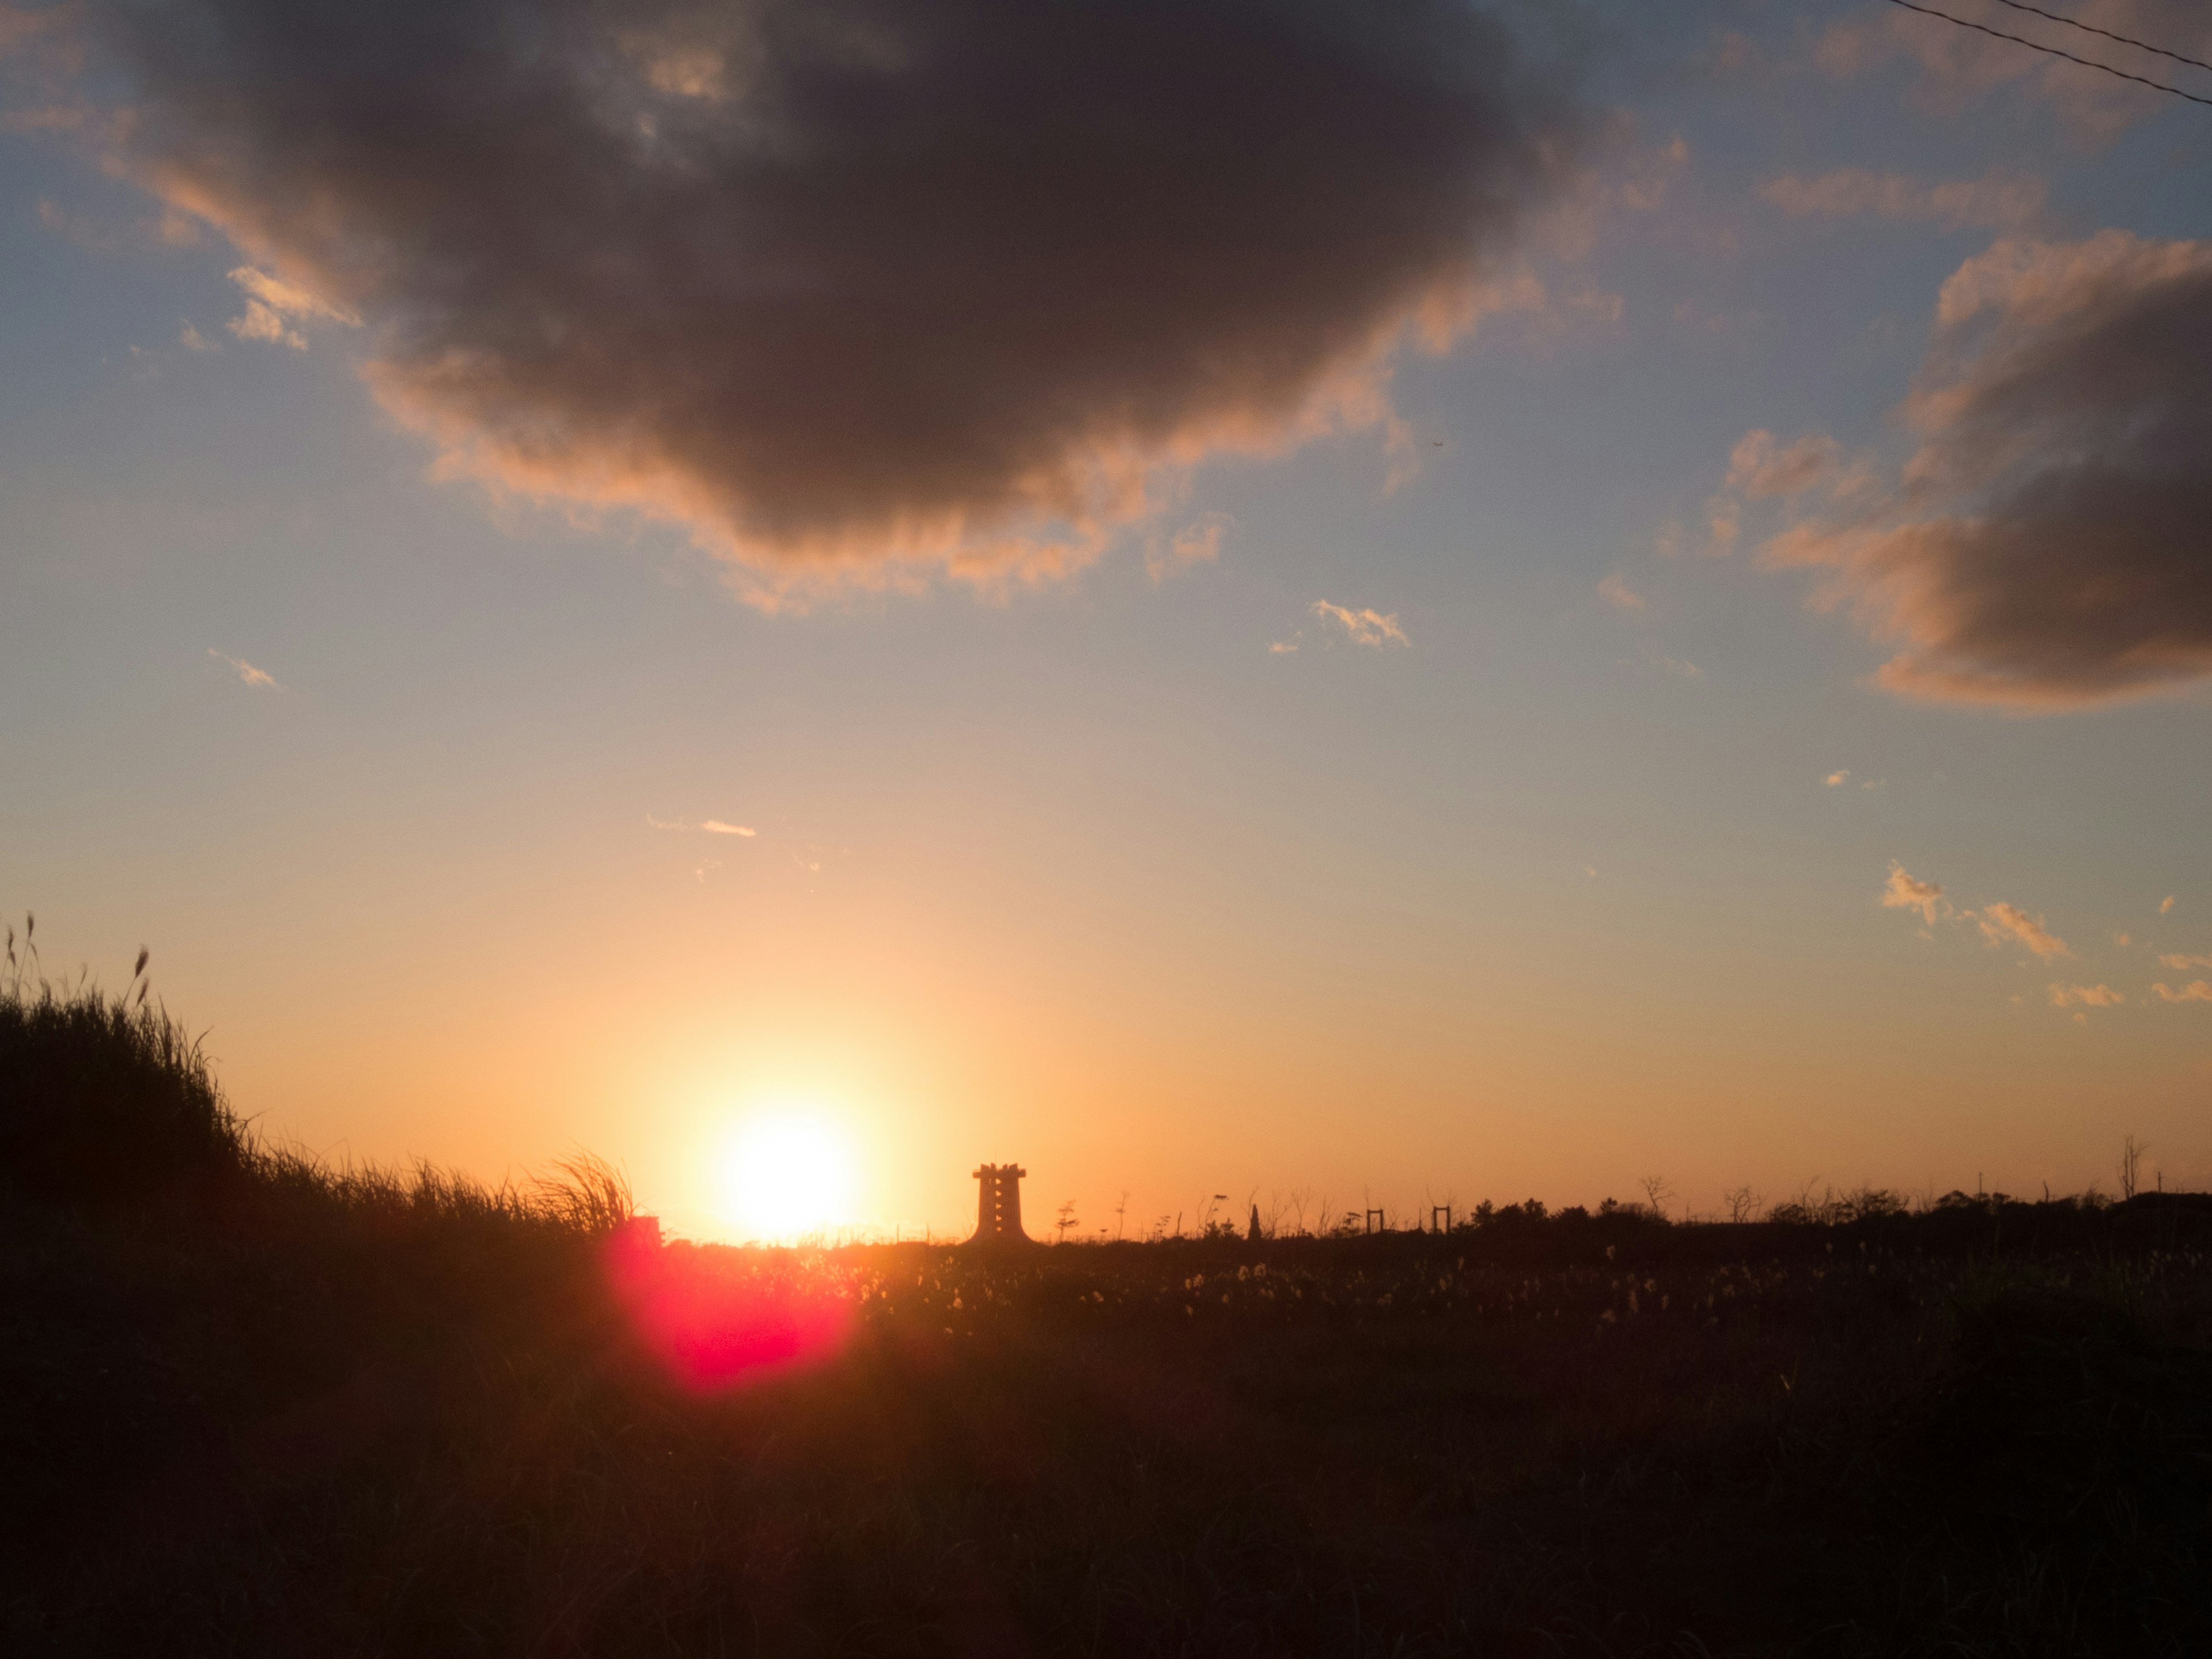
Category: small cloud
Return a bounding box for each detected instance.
[2114,931,2131,948]
[1825,769,1851,787]
[1310,600,1409,649]
[1724,429,1838,499]
[178,321,216,352]
[1650,656,1702,679]
[2158,952,2212,972]
[1881,861,1945,926]
[1704,496,1740,556]
[1860,778,1885,790]
[1976,901,2069,962]
[226,266,359,350]
[649,815,755,836]
[1759,168,2044,232]
[2048,982,2123,1009]
[2152,980,2212,1003]
[207,649,280,690]
[2160,895,2177,915]
[1146,511,1234,582]
[1268,631,1302,655]
[1597,573,1644,611]
[1585,866,1598,878]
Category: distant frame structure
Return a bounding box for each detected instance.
[971,1162,1032,1246]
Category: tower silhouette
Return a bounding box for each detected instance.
[970,1163,1031,1245]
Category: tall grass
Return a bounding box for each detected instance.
[0,916,631,1233]
[1,919,244,1203]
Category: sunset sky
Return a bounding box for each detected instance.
[3,0,2209,1241]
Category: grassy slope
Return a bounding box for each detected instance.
[3,974,2210,1656]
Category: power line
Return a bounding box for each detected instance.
[1984,0,2212,78]
[1884,0,2212,107]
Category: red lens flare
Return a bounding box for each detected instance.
[605,1221,853,1389]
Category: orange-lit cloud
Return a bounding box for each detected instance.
[1725,429,1839,499]
[1881,862,1945,925]
[2159,952,2212,971]
[2047,982,2122,1009]
[2160,895,2178,915]
[1977,902,2068,961]
[207,648,278,690]
[1311,601,1411,649]
[2152,980,2212,1003]
[1759,168,2044,231]
[650,816,755,839]
[1755,232,2212,707]
[1597,574,1644,611]
[225,266,357,351]
[77,0,1584,601]
[1146,514,1235,585]
[1825,770,1851,787]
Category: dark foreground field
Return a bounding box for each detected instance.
[5,977,2211,1656]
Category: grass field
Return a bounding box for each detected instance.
[5,964,2210,1656]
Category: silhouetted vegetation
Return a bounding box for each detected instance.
[4,955,2209,1656]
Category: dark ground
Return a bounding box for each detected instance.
[4,976,2210,1656]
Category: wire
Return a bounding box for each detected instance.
[1884,0,2212,106]
[1983,0,2212,77]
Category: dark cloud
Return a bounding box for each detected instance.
[1764,231,2212,707]
[84,0,1577,596]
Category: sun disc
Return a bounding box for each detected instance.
[719,1112,856,1240]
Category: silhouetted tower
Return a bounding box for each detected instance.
[971,1163,1030,1245]
[1248,1203,1262,1244]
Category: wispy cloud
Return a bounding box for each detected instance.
[1815,3,2212,139]
[649,815,755,837]
[1977,901,2069,961]
[2152,980,2212,1003]
[1310,601,1410,649]
[2160,895,2177,915]
[178,321,216,352]
[2048,982,2122,1009]
[207,649,279,690]
[1267,633,1302,656]
[1825,769,1851,787]
[1759,168,2044,232]
[226,266,358,350]
[1597,573,1643,611]
[1725,429,1839,499]
[1881,862,1945,926]
[1145,512,1234,583]
[2158,952,2212,972]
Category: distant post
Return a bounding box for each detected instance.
[970,1163,1032,1245]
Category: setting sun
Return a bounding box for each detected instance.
[717,1112,858,1241]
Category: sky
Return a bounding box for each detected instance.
[3,0,2209,1241]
